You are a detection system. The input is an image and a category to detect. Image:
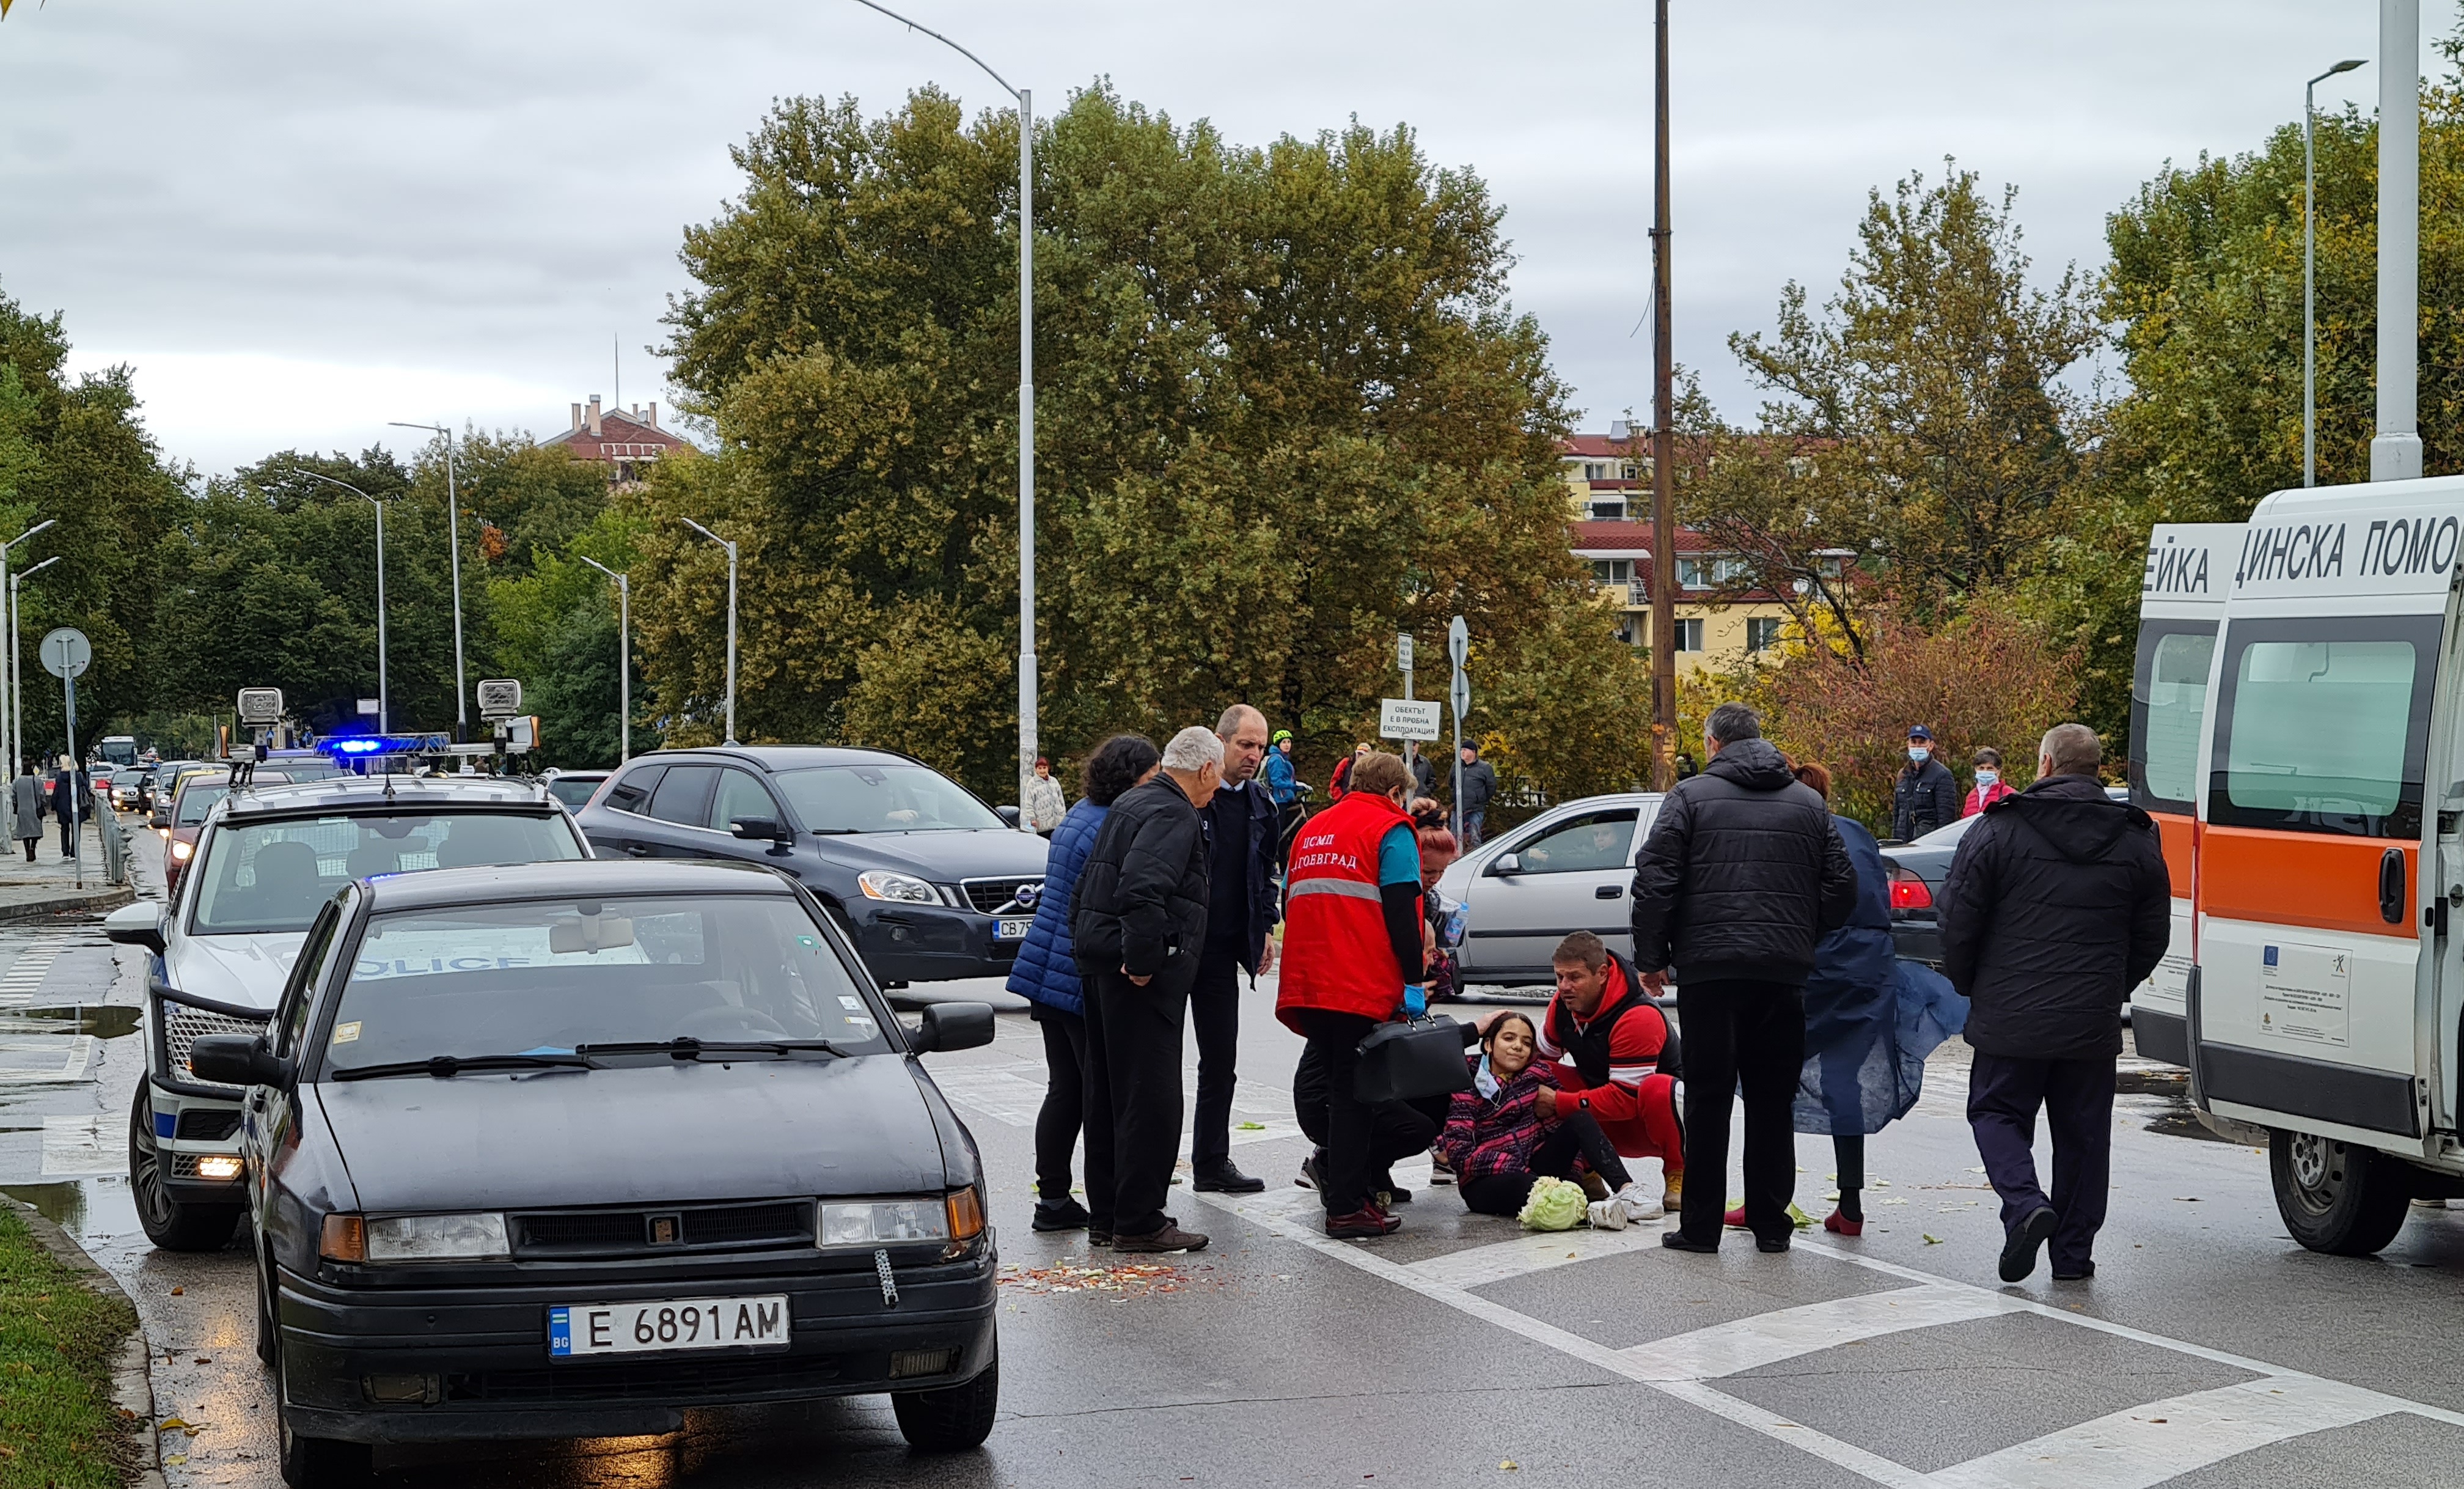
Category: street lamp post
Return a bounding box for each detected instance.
[0,518,56,778]
[390,421,468,737]
[577,556,631,764]
[12,556,59,776]
[851,0,1036,830]
[2306,57,2367,488]
[678,518,738,746]
[294,470,390,732]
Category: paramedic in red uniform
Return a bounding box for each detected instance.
[1276,751,1426,1240]
[1534,932,1685,1219]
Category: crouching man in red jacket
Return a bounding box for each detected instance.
[1535,932,1685,1217]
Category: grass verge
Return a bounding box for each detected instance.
[0,1205,137,1488]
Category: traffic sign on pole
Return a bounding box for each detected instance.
[1379,698,1442,741]
[1448,615,1469,667]
[1397,633,1414,673]
[38,627,89,680]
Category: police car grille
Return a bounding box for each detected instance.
[513,1201,812,1256]
[961,877,1041,914]
[162,1004,263,1090]
[175,1109,243,1141]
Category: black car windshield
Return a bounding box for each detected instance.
[191,812,584,935]
[771,763,1003,833]
[323,894,887,1070]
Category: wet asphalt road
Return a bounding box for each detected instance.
[9,828,2464,1487]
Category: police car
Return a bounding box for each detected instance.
[106,767,592,1250]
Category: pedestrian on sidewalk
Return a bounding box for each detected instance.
[1410,748,1436,801]
[1726,762,1968,1238]
[10,768,42,862]
[1440,1012,1648,1227]
[1074,726,1222,1254]
[1961,747,2014,818]
[50,761,87,860]
[1634,702,1855,1255]
[1277,750,1426,1240]
[1940,723,2168,1284]
[1189,705,1280,1196]
[1892,726,1959,842]
[1533,932,1681,1221]
[1025,756,1068,836]
[1456,743,1496,848]
[1007,733,1159,1234]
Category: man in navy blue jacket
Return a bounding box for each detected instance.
[1190,704,1283,1193]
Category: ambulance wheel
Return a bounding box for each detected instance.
[2270,1128,2411,1256]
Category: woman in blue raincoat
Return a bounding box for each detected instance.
[1726,760,1967,1235]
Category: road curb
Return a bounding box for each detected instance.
[2,1194,164,1489]
[0,883,136,921]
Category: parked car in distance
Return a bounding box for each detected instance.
[540,768,609,812]
[192,858,1000,1481]
[1432,792,1664,988]
[571,747,1047,986]
[1877,785,2131,966]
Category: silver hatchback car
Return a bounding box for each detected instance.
[1434,791,1664,987]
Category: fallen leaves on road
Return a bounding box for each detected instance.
[158,1416,204,1436]
[1501,1460,1520,1471]
[1236,1122,1267,1131]
[1921,1233,1943,1245]
[998,1261,1199,1297]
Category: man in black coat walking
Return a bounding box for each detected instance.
[1892,724,1960,842]
[1074,726,1223,1253]
[1632,702,1857,1252]
[1189,704,1280,1194]
[1939,723,2169,1284]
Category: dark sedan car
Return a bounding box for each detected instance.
[571,747,1047,986]
[192,858,1000,1484]
[1878,786,2131,965]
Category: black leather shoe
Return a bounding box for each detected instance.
[1032,1197,1092,1232]
[1193,1163,1266,1194]
[1755,1236,1791,1254]
[2052,1261,2095,1282]
[2000,1206,2057,1283]
[1661,1231,1720,1254]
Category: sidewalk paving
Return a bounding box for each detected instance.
[0,815,136,921]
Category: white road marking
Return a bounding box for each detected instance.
[1407,1220,1673,1289]
[1925,1376,2396,1489]
[1621,1285,2024,1382]
[930,1066,1050,1128]
[40,1112,117,1175]
[0,1035,92,1083]
[0,948,61,1006]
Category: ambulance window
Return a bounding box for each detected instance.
[2211,619,2435,839]
[2132,626,2213,811]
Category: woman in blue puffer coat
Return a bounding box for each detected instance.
[1005,733,1161,1233]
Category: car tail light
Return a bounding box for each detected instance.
[1887,863,1933,911]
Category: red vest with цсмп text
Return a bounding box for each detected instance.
[1275,789,1417,1030]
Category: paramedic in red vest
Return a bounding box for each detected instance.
[1276,750,1425,1240]
[1535,931,1684,1219]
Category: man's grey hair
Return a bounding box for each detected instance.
[2038,722,2101,778]
[1216,703,1265,739]
[1704,702,1762,746]
[1161,726,1226,773]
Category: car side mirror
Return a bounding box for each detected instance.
[996,805,1022,829]
[909,1001,996,1054]
[1490,852,1522,875]
[189,1032,292,1089]
[104,900,167,956]
[730,816,791,844]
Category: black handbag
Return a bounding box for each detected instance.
[1355,1015,1476,1104]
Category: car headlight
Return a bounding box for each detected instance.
[817,1197,951,1248]
[857,870,939,905]
[331,1212,512,1263]
[169,839,193,861]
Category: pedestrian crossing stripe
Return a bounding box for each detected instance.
[0,950,61,1007]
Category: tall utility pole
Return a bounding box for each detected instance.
[2374,0,2423,482]
[2306,58,2368,488]
[578,556,631,764]
[850,0,1037,831]
[389,422,469,735]
[1648,0,1678,790]
[293,470,388,732]
[680,517,739,745]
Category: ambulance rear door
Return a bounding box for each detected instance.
[2128,522,2240,1067]
[2192,488,2457,1152]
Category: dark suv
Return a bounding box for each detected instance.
[571,747,1047,985]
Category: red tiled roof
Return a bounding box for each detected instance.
[543,408,694,463]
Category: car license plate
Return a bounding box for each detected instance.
[548,1295,790,1358]
[996,916,1033,941]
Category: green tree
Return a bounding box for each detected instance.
[643,86,1629,800]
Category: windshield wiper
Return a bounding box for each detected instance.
[331,1052,598,1081]
[575,1036,857,1062]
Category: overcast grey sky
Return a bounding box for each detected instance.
[0,1,2423,475]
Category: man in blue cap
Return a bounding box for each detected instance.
[1893,724,1959,842]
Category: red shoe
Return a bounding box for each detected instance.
[1723,1204,1749,1229]
[1326,1203,1401,1240]
[1824,1209,1863,1237]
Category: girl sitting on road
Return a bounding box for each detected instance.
[1437,1012,1654,1228]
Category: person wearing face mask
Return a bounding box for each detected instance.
[1891,725,1960,842]
[1962,746,2014,818]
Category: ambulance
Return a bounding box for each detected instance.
[2135,482,2464,1256]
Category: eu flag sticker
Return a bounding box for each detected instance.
[549,1306,572,1357]
[2263,945,2279,969]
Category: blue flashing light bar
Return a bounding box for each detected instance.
[318,733,453,759]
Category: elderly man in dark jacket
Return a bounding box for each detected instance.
[1189,704,1282,1194]
[1074,726,1223,1253]
[1633,702,1857,1254]
[1940,722,2169,1284]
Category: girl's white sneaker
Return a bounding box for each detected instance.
[1615,1184,1665,1223]
[1586,1197,1630,1230]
